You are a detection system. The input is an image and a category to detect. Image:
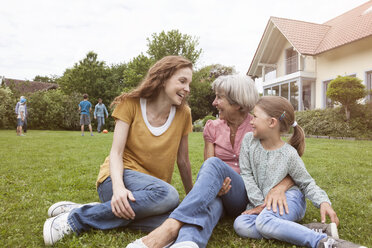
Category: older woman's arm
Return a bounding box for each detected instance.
[204,140,231,196]
[204,140,215,160]
[265,175,294,215]
[177,135,193,194]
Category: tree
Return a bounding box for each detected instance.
[146,30,202,64]
[327,75,367,121]
[33,75,58,84]
[122,54,154,91]
[58,51,123,104]
[189,64,235,121]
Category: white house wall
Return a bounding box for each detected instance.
[315,35,372,108]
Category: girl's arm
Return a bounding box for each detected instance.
[109,120,136,220]
[239,136,265,208]
[177,135,193,194]
[288,154,339,224]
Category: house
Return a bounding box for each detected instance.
[0,76,58,95]
[247,1,372,110]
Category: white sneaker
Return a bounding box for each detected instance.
[43,212,73,246]
[303,222,339,239]
[170,241,199,248]
[317,237,367,248]
[48,201,100,217]
[126,237,174,248]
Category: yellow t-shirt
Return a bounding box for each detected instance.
[96,97,192,188]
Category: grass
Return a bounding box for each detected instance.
[0,130,371,248]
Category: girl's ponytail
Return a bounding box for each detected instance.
[289,124,305,157]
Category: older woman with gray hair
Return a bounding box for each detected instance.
[127,74,294,248]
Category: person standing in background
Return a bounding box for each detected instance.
[15,96,27,133]
[16,98,27,136]
[94,98,109,133]
[79,94,93,136]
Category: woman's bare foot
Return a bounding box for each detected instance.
[142,218,183,248]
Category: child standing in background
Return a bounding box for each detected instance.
[16,98,26,136]
[234,96,366,248]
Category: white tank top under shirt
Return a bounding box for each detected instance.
[140,98,176,136]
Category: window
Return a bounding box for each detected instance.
[285,48,298,75]
[367,71,372,101]
[281,83,289,98]
[272,85,279,96]
[323,80,333,108]
[290,81,299,110]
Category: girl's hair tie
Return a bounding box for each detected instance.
[292,121,297,127]
[279,111,286,121]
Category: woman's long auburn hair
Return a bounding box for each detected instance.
[256,96,305,157]
[111,55,193,107]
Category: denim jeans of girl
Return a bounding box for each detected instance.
[170,157,249,248]
[234,189,327,248]
[67,169,179,234]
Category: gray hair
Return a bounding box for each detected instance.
[211,74,258,112]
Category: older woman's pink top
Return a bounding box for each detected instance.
[203,114,253,174]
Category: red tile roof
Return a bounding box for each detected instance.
[271,0,372,55]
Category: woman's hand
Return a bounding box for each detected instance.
[241,204,266,215]
[111,187,136,220]
[320,202,339,226]
[218,177,231,196]
[264,186,289,216]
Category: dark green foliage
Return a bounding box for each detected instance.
[327,76,367,120]
[0,87,17,129]
[27,89,82,130]
[146,29,202,64]
[58,51,123,105]
[122,53,154,89]
[189,64,235,121]
[296,104,372,138]
[33,75,58,84]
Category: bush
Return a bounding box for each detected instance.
[0,87,17,129]
[296,104,372,138]
[28,90,81,130]
[193,115,217,132]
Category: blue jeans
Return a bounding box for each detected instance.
[234,189,327,248]
[170,157,249,248]
[68,170,179,234]
[96,116,105,132]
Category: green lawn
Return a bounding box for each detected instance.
[0,130,371,247]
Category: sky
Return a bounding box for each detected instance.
[0,0,369,82]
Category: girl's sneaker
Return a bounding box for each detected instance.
[317,237,367,248]
[48,201,100,217]
[303,222,339,239]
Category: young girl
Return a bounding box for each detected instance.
[234,96,366,248]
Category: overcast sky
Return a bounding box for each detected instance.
[0,0,369,81]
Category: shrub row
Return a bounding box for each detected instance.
[296,103,372,139]
[0,87,115,131]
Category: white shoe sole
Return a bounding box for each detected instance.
[329,223,339,239]
[170,241,199,248]
[43,216,57,246]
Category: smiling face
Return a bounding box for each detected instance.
[163,67,193,106]
[212,90,239,121]
[250,106,272,139]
